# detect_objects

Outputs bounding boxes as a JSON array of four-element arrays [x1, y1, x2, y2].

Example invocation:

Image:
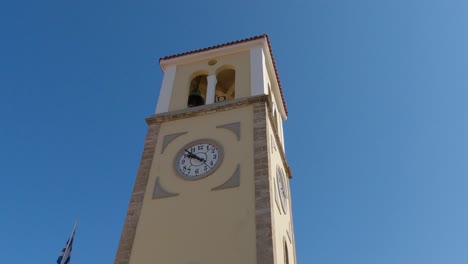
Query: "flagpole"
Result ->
[[60, 220, 78, 264]]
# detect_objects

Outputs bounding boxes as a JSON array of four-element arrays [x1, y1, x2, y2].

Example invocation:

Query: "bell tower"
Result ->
[[114, 35, 296, 264]]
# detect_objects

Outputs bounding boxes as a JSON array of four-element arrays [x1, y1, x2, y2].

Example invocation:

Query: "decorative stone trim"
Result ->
[[161, 132, 187, 153], [146, 95, 269, 125], [216, 122, 241, 141], [114, 123, 160, 264], [152, 176, 179, 199], [212, 164, 241, 191], [253, 102, 275, 264]]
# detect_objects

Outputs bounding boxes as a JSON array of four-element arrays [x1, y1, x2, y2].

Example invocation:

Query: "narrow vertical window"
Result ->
[[269, 86, 278, 126], [215, 69, 235, 102], [188, 75, 208, 107]]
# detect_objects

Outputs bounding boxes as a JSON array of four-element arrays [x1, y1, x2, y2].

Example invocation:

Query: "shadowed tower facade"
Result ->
[[114, 35, 296, 264]]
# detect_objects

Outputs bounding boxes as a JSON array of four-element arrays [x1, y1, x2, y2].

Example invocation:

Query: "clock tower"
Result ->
[[114, 35, 296, 264]]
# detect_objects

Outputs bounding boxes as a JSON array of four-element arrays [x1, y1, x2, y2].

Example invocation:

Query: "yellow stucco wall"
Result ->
[[267, 118, 296, 264], [129, 106, 257, 264], [169, 51, 251, 112]]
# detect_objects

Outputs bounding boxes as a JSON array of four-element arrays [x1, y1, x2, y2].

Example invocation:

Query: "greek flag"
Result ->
[[57, 223, 77, 264]]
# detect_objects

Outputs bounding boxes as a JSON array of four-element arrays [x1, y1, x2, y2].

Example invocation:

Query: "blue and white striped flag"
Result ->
[[56, 223, 77, 264]]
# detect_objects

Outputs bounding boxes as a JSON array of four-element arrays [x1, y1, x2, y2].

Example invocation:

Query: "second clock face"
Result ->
[[277, 167, 288, 212], [174, 139, 224, 180]]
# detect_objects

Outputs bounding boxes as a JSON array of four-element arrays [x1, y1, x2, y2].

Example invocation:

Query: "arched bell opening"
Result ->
[[215, 69, 235, 103], [187, 75, 208, 107]]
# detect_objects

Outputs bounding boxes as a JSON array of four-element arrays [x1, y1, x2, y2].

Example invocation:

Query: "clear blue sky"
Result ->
[[1, 0, 467, 263]]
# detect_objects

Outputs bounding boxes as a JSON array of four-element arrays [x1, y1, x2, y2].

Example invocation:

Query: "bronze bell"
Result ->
[[187, 75, 205, 107], [187, 88, 204, 107]]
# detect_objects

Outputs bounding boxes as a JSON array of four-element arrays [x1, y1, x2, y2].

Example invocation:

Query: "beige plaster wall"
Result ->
[[129, 106, 257, 264], [169, 51, 251, 111], [267, 118, 296, 264]]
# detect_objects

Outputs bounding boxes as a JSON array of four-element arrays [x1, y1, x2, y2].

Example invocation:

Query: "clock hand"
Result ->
[[184, 149, 201, 160], [184, 149, 204, 162], [203, 160, 212, 168]]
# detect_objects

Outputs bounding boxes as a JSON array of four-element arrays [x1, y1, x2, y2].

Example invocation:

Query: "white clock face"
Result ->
[[277, 167, 288, 212], [174, 139, 224, 180]]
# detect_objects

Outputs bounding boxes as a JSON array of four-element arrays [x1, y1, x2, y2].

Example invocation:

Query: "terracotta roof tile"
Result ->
[[159, 34, 288, 116]]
